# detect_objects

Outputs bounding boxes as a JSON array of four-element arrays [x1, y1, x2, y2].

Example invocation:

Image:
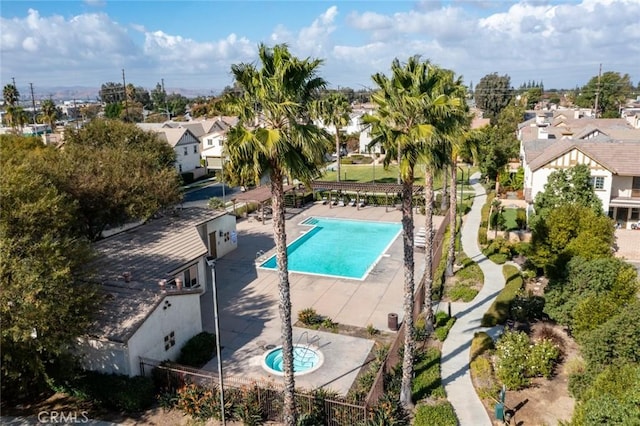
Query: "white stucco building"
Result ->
[[78, 207, 237, 376], [519, 113, 640, 227]]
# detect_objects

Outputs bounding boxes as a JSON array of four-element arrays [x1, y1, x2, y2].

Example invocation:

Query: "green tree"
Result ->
[[223, 44, 330, 425], [533, 164, 603, 221], [365, 57, 467, 408], [575, 71, 634, 118], [571, 362, 640, 425], [59, 119, 181, 240], [474, 73, 514, 124], [0, 136, 99, 399], [543, 257, 637, 332], [99, 82, 124, 103], [530, 205, 614, 275], [2, 83, 21, 131], [313, 92, 351, 181], [167, 93, 189, 117], [39, 98, 58, 130]]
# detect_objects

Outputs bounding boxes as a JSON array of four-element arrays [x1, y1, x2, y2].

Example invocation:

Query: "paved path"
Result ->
[[440, 172, 504, 426]]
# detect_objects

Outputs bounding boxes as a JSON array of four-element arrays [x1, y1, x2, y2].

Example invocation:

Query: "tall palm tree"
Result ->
[[414, 66, 467, 354], [3, 83, 20, 131], [40, 99, 58, 132], [313, 92, 351, 181], [365, 56, 445, 409], [223, 44, 330, 426]]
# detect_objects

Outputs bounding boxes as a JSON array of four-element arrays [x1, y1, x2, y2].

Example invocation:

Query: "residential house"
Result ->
[[199, 117, 238, 171], [137, 123, 202, 174], [77, 207, 238, 376], [519, 113, 640, 227]]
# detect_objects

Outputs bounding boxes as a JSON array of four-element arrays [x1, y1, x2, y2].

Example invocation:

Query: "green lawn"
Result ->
[[501, 208, 518, 230], [320, 163, 479, 190]]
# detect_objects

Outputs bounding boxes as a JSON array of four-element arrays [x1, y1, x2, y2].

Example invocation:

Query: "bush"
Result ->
[[177, 332, 217, 367], [446, 283, 478, 302], [59, 371, 155, 412], [412, 348, 446, 400], [413, 402, 457, 426], [478, 226, 488, 245], [470, 356, 500, 400], [176, 383, 218, 420], [470, 332, 495, 361], [495, 331, 560, 390], [434, 313, 456, 342], [510, 291, 545, 322], [363, 393, 410, 425], [481, 265, 523, 326], [297, 308, 321, 326]]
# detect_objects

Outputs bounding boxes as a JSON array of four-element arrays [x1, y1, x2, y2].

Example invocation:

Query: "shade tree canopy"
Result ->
[[575, 71, 635, 118], [474, 73, 514, 124]]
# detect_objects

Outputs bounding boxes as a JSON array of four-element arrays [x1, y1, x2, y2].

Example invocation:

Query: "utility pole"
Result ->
[[29, 83, 37, 126], [122, 68, 128, 122], [594, 63, 602, 118], [162, 78, 170, 121]]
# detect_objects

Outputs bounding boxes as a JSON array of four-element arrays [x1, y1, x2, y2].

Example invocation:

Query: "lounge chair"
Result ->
[[358, 199, 366, 208], [349, 198, 356, 207], [332, 197, 339, 206], [321, 195, 328, 205], [338, 199, 346, 207]]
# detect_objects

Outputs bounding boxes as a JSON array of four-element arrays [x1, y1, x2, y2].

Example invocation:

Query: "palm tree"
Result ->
[[414, 66, 467, 356], [313, 92, 351, 181], [3, 83, 20, 131], [365, 56, 444, 409], [40, 99, 58, 131], [223, 44, 330, 426]]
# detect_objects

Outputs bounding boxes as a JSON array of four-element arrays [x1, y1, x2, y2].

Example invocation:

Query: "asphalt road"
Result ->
[[182, 182, 240, 207]]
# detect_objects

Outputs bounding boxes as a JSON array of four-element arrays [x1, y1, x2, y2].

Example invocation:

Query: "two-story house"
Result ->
[[519, 112, 640, 227], [77, 207, 237, 376]]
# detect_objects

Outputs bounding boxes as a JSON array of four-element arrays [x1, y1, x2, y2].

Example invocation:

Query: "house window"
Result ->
[[183, 147, 188, 156], [590, 176, 605, 190], [207, 140, 213, 146], [193, 145, 198, 154], [164, 331, 176, 351], [183, 264, 198, 287], [631, 208, 640, 220], [179, 164, 182, 172], [218, 140, 223, 147]]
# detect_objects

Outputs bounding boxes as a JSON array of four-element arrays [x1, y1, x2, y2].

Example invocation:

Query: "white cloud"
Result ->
[[0, 1, 638, 92]]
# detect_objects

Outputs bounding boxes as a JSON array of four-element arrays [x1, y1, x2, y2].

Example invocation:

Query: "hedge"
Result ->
[[414, 402, 458, 426], [481, 265, 523, 326]]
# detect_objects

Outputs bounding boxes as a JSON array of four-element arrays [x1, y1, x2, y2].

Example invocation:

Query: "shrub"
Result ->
[[412, 348, 446, 400], [481, 265, 523, 326], [366, 324, 379, 337], [470, 356, 500, 400], [297, 308, 321, 326], [516, 208, 527, 230], [478, 226, 488, 245], [447, 283, 478, 302], [321, 317, 339, 332], [176, 383, 218, 420], [177, 332, 217, 367], [510, 291, 545, 322], [413, 402, 457, 426], [470, 332, 495, 361], [434, 314, 456, 342], [208, 197, 226, 210], [363, 393, 410, 425], [488, 253, 509, 264], [495, 331, 560, 390], [59, 371, 155, 412]]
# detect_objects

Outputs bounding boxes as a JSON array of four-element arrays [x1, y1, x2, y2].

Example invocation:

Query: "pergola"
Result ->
[[231, 184, 296, 224], [310, 180, 424, 211]]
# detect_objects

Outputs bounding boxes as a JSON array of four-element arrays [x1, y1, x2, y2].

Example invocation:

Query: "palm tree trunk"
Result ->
[[335, 130, 341, 182], [446, 161, 458, 277], [270, 169, 296, 426], [421, 170, 435, 332], [440, 168, 449, 212], [399, 173, 416, 410]]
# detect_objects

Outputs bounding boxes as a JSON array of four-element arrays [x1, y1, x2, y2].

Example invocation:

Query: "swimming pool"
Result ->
[[259, 217, 402, 280]]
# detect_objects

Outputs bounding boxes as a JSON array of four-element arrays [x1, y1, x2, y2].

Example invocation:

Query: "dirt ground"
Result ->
[[483, 322, 579, 426]]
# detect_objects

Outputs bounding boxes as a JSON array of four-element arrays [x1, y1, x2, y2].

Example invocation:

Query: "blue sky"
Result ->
[[1, 0, 639, 97]]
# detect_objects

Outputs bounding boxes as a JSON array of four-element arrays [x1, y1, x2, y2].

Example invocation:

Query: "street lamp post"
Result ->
[[206, 256, 225, 425]]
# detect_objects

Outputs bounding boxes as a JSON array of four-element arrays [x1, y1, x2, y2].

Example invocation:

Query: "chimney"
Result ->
[[537, 126, 549, 140]]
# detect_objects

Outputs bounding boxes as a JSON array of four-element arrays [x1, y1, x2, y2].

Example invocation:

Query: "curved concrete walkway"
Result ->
[[440, 172, 504, 426]]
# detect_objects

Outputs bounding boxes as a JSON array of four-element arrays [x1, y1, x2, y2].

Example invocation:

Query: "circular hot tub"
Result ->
[[262, 345, 324, 376]]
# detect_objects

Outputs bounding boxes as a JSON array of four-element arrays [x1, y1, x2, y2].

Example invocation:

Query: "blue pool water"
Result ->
[[259, 217, 401, 279], [263, 345, 321, 374]]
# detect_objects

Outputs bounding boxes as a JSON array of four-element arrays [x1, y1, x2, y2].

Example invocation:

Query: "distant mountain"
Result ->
[[30, 86, 212, 102]]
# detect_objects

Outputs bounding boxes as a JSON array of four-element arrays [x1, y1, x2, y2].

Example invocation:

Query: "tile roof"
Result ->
[[524, 137, 640, 175], [89, 207, 225, 342]]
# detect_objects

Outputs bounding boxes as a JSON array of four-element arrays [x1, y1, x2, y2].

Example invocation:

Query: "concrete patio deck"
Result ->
[[201, 201, 443, 395]]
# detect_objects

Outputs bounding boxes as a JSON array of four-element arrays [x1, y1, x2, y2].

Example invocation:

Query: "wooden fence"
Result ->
[[364, 208, 451, 406]]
